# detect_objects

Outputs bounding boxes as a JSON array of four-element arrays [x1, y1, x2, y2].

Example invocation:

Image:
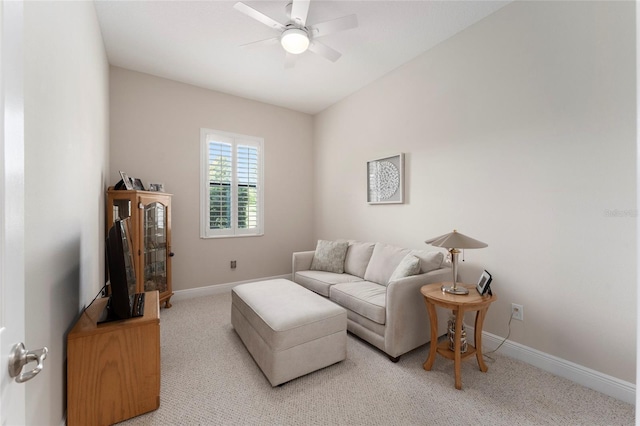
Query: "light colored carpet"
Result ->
[[118, 292, 634, 425]]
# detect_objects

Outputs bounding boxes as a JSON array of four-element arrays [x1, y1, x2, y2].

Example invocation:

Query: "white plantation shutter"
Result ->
[[200, 129, 264, 238], [208, 140, 232, 230], [236, 144, 259, 232]]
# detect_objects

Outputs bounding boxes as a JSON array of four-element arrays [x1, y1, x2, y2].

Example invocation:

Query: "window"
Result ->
[[200, 129, 264, 238]]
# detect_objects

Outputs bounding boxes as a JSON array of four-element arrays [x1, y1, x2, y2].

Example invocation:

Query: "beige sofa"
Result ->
[[292, 240, 451, 361]]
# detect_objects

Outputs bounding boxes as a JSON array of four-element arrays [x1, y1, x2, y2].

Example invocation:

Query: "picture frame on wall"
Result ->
[[119, 171, 134, 190], [367, 153, 404, 204]]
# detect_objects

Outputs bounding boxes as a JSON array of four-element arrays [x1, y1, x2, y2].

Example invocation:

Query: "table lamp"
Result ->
[[425, 230, 487, 295]]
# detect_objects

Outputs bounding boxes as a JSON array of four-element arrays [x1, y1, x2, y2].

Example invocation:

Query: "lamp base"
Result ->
[[441, 285, 469, 295]]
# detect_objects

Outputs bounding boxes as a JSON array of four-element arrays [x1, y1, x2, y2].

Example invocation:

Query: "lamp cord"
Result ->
[[481, 310, 514, 363]]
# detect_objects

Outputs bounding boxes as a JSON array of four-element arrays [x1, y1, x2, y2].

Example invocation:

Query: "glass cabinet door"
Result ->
[[143, 201, 168, 294]]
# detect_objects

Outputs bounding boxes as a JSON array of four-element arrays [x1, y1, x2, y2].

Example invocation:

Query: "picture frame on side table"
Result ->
[[119, 171, 134, 190], [476, 270, 493, 296], [367, 153, 404, 204]]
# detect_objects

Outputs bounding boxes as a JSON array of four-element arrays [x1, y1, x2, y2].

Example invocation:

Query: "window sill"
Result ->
[[200, 233, 264, 240]]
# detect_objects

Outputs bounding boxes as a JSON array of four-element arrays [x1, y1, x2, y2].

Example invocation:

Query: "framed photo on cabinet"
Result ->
[[132, 178, 145, 190], [119, 171, 134, 190]]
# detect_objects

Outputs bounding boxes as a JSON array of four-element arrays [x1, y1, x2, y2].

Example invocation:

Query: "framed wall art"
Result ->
[[367, 153, 404, 204]]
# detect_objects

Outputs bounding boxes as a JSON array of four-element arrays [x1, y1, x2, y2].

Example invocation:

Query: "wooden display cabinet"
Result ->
[[107, 187, 174, 308], [67, 291, 160, 425]]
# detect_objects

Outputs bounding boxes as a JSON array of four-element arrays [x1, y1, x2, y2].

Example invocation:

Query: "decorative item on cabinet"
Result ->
[[148, 183, 165, 192], [131, 178, 145, 190], [107, 187, 174, 308], [117, 170, 134, 190]]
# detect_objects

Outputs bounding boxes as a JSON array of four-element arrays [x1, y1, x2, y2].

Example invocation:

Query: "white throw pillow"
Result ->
[[310, 240, 349, 273], [363, 243, 410, 286], [344, 241, 375, 278], [389, 255, 421, 282], [410, 250, 444, 273]]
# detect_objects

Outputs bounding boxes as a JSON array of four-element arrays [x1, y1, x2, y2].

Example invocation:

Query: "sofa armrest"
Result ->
[[384, 268, 452, 358], [292, 251, 315, 275]]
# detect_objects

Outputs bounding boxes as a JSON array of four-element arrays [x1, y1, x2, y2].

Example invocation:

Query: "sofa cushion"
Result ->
[[310, 240, 349, 273], [410, 250, 444, 273], [344, 241, 375, 278], [330, 281, 387, 325], [363, 243, 410, 286], [389, 255, 421, 282], [295, 271, 364, 297]]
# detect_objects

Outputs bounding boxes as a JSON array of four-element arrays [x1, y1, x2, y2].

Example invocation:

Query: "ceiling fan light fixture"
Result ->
[[280, 28, 309, 54]]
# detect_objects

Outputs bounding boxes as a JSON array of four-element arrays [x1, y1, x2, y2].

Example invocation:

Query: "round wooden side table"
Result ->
[[420, 282, 497, 390]]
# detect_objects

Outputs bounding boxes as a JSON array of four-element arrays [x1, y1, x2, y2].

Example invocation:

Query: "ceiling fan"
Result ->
[[233, 0, 358, 67]]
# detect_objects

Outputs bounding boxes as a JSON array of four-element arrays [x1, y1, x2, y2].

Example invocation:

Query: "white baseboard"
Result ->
[[171, 274, 292, 301], [468, 326, 635, 404]]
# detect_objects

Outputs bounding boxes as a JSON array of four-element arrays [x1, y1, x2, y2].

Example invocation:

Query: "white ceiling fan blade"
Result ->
[[234, 2, 285, 31], [309, 14, 358, 38], [284, 53, 297, 69], [290, 0, 310, 27], [240, 37, 279, 48], [308, 41, 342, 62]]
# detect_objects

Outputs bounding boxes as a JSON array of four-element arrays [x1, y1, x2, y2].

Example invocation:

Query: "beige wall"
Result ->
[[313, 1, 636, 382], [24, 1, 109, 424], [109, 67, 315, 290]]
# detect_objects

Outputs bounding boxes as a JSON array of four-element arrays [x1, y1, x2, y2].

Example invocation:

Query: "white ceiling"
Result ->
[[94, 0, 511, 114]]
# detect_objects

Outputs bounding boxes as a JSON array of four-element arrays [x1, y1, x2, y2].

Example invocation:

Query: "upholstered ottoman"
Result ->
[[231, 278, 347, 386]]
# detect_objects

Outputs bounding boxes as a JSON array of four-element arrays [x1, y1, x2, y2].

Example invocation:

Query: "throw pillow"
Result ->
[[343, 241, 375, 278], [410, 250, 444, 273], [363, 243, 410, 286], [389, 255, 421, 282], [310, 240, 349, 273]]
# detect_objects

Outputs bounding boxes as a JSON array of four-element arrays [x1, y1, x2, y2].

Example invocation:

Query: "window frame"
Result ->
[[200, 128, 264, 239]]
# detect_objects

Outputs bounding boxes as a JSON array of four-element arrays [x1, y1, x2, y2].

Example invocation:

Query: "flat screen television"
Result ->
[[99, 217, 145, 323]]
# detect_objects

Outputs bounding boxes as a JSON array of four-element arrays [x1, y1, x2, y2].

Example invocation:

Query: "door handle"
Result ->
[[8, 342, 48, 383]]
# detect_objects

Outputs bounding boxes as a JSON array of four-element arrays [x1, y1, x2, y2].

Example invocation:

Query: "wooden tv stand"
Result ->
[[67, 291, 160, 426]]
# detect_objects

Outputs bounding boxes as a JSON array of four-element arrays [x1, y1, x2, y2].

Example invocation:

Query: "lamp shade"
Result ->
[[425, 230, 487, 249], [280, 28, 309, 54], [426, 229, 487, 295]]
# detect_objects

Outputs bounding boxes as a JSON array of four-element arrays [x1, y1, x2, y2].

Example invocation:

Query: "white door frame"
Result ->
[[0, 0, 26, 424]]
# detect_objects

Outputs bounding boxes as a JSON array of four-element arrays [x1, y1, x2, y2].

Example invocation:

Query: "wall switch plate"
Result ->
[[231, 260, 237, 269]]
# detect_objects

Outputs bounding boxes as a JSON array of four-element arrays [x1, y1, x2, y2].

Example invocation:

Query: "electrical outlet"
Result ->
[[230, 260, 237, 269], [511, 303, 524, 321]]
